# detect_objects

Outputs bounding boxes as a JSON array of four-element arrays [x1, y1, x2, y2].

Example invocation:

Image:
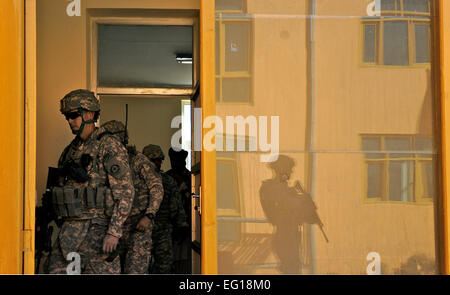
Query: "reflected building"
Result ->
[[215, 0, 438, 274]]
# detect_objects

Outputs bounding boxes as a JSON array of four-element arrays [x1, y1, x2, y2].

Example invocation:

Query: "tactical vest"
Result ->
[[52, 130, 117, 220]]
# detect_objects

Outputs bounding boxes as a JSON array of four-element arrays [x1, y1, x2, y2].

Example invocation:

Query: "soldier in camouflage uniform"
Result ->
[[101, 121, 164, 274], [166, 148, 192, 273], [47, 89, 135, 274], [142, 144, 188, 274]]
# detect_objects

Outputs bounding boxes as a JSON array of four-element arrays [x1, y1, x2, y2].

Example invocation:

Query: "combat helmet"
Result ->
[[101, 120, 128, 145], [60, 89, 100, 135], [60, 89, 100, 114], [143, 144, 165, 160]]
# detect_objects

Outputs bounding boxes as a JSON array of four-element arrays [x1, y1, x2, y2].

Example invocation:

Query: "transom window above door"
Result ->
[[97, 24, 193, 89]]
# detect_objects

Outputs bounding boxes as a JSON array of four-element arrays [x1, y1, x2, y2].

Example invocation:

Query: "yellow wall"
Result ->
[[0, 0, 24, 274]]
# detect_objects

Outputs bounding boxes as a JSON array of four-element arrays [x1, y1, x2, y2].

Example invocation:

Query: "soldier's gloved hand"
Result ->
[[136, 216, 152, 232], [103, 234, 119, 254]]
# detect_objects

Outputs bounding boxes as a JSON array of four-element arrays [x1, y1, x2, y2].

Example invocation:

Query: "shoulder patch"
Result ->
[[105, 157, 127, 179]]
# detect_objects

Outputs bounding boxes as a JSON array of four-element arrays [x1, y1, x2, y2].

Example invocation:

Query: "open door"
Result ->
[[191, 84, 202, 273]]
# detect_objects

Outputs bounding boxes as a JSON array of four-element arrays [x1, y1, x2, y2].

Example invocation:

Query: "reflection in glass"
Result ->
[[216, 0, 243, 11], [383, 21, 409, 66], [415, 25, 429, 63], [367, 163, 385, 199], [225, 22, 250, 72], [222, 78, 250, 103], [380, 0, 396, 11], [364, 25, 377, 63], [403, 0, 429, 12], [259, 155, 327, 274], [215, 1, 439, 275], [388, 161, 414, 202]]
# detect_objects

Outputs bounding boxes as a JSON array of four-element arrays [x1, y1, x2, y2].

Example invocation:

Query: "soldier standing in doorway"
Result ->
[[101, 120, 164, 274], [47, 89, 135, 274], [166, 147, 192, 273], [143, 144, 188, 274]]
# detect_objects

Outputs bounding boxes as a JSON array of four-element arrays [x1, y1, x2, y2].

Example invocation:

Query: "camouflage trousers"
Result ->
[[120, 215, 153, 274], [46, 219, 120, 274], [151, 225, 173, 274]]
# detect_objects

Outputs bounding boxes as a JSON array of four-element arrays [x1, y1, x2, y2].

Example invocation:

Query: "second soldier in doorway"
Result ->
[[47, 90, 135, 274], [142, 144, 188, 274], [166, 148, 192, 273], [101, 120, 164, 274]]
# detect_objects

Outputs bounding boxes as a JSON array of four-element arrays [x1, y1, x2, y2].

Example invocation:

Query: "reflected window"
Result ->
[[362, 135, 435, 202], [217, 152, 241, 242], [216, 0, 245, 12], [362, 0, 431, 66], [216, 1, 252, 103], [380, 0, 430, 15], [217, 152, 241, 216]]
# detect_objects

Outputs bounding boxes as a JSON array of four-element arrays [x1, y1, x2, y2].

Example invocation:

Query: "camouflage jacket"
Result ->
[[127, 146, 164, 217], [166, 168, 191, 222], [57, 126, 135, 238], [154, 172, 188, 229]]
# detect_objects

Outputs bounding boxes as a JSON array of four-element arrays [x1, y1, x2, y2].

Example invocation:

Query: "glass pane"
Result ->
[[362, 137, 384, 159], [383, 21, 409, 66], [389, 161, 414, 202], [403, 0, 429, 12], [222, 78, 250, 102], [421, 162, 434, 199], [415, 137, 433, 158], [217, 160, 238, 209], [364, 25, 377, 63], [216, 78, 221, 102], [381, 0, 396, 10], [225, 22, 250, 72], [385, 137, 411, 158], [415, 25, 430, 63], [98, 24, 193, 88], [214, 2, 439, 275], [216, 0, 243, 11], [216, 21, 221, 75], [367, 163, 384, 198]]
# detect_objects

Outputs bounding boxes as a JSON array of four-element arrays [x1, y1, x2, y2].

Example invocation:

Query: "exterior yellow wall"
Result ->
[[0, 0, 24, 274]]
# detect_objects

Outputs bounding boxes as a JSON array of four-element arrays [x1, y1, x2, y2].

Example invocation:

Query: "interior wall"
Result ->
[[100, 96, 184, 172], [36, 0, 199, 204]]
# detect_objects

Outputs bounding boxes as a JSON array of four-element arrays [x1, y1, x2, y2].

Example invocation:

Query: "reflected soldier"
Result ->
[[47, 90, 135, 274], [166, 147, 191, 273], [142, 144, 189, 274], [259, 155, 326, 274], [101, 120, 164, 274]]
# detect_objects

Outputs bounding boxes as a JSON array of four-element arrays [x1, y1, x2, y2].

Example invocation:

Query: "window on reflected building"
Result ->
[[217, 151, 242, 242], [362, 135, 435, 203], [362, 0, 431, 66], [216, 0, 252, 103]]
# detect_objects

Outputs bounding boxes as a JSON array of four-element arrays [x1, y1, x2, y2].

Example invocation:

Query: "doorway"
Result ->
[[91, 12, 199, 274]]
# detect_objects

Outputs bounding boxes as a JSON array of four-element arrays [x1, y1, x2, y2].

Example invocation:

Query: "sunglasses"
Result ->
[[64, 111, 81, 120]]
